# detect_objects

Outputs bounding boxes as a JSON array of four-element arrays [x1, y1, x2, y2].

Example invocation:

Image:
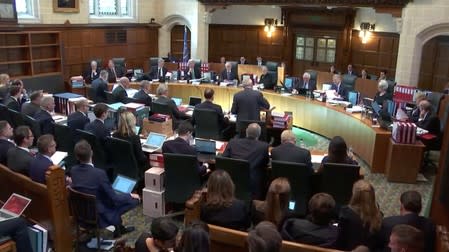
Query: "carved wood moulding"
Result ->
[[197, 0, 412, 8]]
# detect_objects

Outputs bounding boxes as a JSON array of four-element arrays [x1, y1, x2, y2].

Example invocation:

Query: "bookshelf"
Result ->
[[0, 31, 62, 78]]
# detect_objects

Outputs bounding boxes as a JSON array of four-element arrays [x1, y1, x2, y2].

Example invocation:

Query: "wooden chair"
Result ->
[[0, 240, 16, 252]]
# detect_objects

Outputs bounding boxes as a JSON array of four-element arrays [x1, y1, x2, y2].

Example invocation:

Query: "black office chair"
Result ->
[[342, 74, 358, 92], [68, 187, 101, 252], [149, 57, 159, 68], [23, 115, 41, 145], [271, 160, 313, 216], [53, 123, 75, 153], [105, 91, 114, 104], [193, 109, 221, 140], [266, 61, 279, 85], [305, 69, 318, 83], [76, 130, 107, 171], [319, 163, 361, 206], [8, 109, 26, 128], [105, 137, 141, 180], [427, 92, 444, 114], [123, 96, 139, 104], [227, 61, 238, 75], [112, 57, 126, 69], [215, 156, 251, 202], [238, 120, 268, 142], [152, 101, 172, 116], [163, 153, 202, 208], [87, 86, 96, 101]]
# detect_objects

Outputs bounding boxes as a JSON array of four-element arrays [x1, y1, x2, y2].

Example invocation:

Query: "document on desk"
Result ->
[[51, 151, 68, 165], [185, 110, 193, 117], [311, 155, 325, 164]]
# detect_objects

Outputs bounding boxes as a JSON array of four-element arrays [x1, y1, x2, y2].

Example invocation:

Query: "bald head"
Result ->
[[246, 123, 261, 139], [281, 130, 296, 144]]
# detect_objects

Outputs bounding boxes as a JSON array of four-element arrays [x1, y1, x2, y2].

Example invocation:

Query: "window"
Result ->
[[89, 0, 134, 18], [295, 35, 336, 63], [16, 0, 38, 21]]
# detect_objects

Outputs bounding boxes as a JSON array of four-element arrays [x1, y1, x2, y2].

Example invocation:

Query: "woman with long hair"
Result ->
[[177, 221, 210, 252], [200, 170, 250, 230], [252, 177, 291, 227], [319, 136, 357, 172], [336, 180, 383, 250]]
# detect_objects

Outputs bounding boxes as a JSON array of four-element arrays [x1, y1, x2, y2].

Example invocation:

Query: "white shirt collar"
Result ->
[[18, 146, 30, 152]]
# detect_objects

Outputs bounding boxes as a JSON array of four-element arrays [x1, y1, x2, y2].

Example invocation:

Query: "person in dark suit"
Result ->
[[380, 191, 435, 252], [153, 84, 188, 129], [162, 121, 208, 176], [0, 218, 33, 252], [346, 64, 357, 76], [256, 56, 265, 66], [83, 60, 101, 84], [7, 126, 34, 175], [34, 96, 55, 135], [230, 79, 270, 131], [70, 140, 140, 235], [220, 62, 238, 83], [192, 88, 226, 130], [112, 77, 129, 103], [106, 59, 125, 83], [3, 85, 22, 111], [149, 58, 168, 81], [416, 100, 440, 135], [200, 170, 250, 230], [330, 74, 349, 101], [222, 123, 269, 200], [29, 134, 56, 184], [360, 69, 371, 80], [259, 66, 275, 90], [248, 222, 283, 252], [271, 130, 313, 171], [133, 80, 153, 106], [293, 72, 317, 93], [21, 90, 43, 117], [319, 136, 358, 172], [67, 98, 90, 132], [184, 59, 201, 81], [91, 70, 109, 103], [388, 224, 425, 252], [239, 56, 247, 65], [0, 121, 14, 165], [373, 80, 393, 107], [84, 103, 110, 140], [135, 218, 179, 252]]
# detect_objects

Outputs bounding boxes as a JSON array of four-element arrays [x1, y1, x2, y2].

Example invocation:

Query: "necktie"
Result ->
[[192, 69, 195, 79], [159, 68, 162, 78], [227, 72, 230, 80], [304, 82, 308, 89], [337, 84, 340, 93], [112, 68, 117, 79]]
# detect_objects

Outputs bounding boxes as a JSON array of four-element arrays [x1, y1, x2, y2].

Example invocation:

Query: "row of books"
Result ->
[[27, 224, 47, 252]]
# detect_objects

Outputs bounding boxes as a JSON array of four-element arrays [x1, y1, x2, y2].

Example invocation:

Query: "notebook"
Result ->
[[171, 97, 182, 107], [0, 193, 31, 222], [112, 175, 137, 194], [188, 96, 202, 107], [142, 132, 167, 152]]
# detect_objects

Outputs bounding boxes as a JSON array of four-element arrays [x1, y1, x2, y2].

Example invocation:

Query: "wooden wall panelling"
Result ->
[[419, 36, 449, 92]]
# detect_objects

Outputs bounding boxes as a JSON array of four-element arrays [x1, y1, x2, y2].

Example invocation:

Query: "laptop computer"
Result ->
[[362, 97, 374, 109], [188, 96, 202, 108], [142, 132, 167, 152], [112, 174, 137, 194], [195, 138, 216, 161], [348, 91, 360, 106], [171, 97, 182, 107], [0, 193, 31, 222], [283, 77, 295, 92]]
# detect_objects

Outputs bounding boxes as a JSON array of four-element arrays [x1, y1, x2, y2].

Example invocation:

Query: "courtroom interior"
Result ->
[[1, 0, 449, 251]]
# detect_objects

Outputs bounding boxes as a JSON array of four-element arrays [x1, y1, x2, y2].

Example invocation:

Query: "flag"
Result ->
[[182, 25, 189, 62]]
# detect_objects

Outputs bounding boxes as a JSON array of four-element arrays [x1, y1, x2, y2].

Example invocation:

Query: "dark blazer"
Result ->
[[70, 163, 139, 228], [34, 110, 55, 135], [346, 71, 358, 77], [133, 89, 152, 106], [153, 96, 186, 121], [112, 133, 148, 170], [184, 66, 202, 80], [200, 199, 251, 231], [380, 213, 435, 252], [67, 111, 90, 132], [0, 139, 15, 165], [0, 85, 9, 102], [162, 137, 206, 175], [320, 155, 358, 166], [416, 112, 441, 135], [222, 138, 269, 200], [231, 88, 270, 125], [373, 92, 393, 107], [83, 67, 101, 84], [91, 78, 108, 103], [281, 218, 338, 248], [220, 69, 238, 82], [21, 102, 41, 117], [259, 73, 275, 90], [7, 147, 34, 175], [330, 83, 349, 101], [296, 79, 317, 92], [84, 119, 110, 140], [112, 85, 127, 103], [336, 206, 382, 251], [106, 66, 125, 83], [4, 96, 20, 111], [192, 101, 225, 129], [29, 153, 53, 184], [149, 66, 168, 81], [271, 142, 313, 171]]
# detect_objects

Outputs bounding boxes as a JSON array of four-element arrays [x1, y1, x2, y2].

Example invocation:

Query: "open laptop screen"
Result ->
[[195, 139, 216, 154], [284, 77, 294, 91], [189, 97, 202, 107], [3, 194, 31, 215], [112, 175, 137, 194], [171, 97, 182, 106], [145, 132, 166, 148]]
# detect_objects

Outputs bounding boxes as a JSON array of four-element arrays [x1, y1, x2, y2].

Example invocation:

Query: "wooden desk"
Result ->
[[385, 139, 425, 183], [147, 83, 390, 173]]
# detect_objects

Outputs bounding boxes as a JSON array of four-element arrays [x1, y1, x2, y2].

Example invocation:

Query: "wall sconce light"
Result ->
[[359, 22, 375, 44], [264, 18, 278, 38]]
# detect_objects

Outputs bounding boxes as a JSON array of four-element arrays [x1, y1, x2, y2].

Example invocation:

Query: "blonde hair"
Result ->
[[264, 178, 291, 226], [0, 74, 9, 85], [206, 170, 235, 209], [117, 111, 136, 137], [349, 180, 382, 233]]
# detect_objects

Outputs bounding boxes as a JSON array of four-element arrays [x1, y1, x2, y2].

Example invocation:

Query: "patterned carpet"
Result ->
[[77, 127, 437, 250]]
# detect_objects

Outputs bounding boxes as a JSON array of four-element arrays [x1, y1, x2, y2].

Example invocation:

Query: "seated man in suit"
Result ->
[[416, 100, 441, 149], [0, 120, 14, 165], [192, 88, 225, 131], [161, 121, 208, 176], [91, 70, 109, 103], [29, 134, 56, 184], [133, 80, 152, 106], [346, 64, 357, 76], [70, 140, 140, 236], [220, 56, 226, 64], [256, 56, 264, 66], [378, 70, 388, 81], [222, 123, 269, 200], [112, 77, 129, 103], [293, 72, 316, 94], [149, 58, 168, 82], [220, 62, 238, 83], [388, 225, 425, 252], [4, 84, 22, 111], [381, 191, 435, 252], [106, 59, 125, 83], [271, 129, 313, 171], [184, 59, 201, 81], [330, 74, 349, 101], [0, 218, 33, 252], [231, 79, 270, 132], [7, 125, 34, 175], [259, 66, 275, 90], [239, 56, 247, 65], [34, 96, 55, 135], [84, 103, 110, 140], [153, 84, 188, 129], [67, 98, 90, 132], [21, 90, 43, 117], [83, 60, 101, 84]]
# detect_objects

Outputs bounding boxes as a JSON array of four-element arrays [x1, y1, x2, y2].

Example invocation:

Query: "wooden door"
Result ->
[[418, 36, 449, 91], [171, 25, 190, 61]]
